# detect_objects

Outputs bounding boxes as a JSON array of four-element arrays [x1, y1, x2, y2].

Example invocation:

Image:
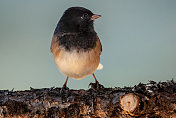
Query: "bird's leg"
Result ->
[[63, 76, 69, 88], [93, 73, 99, 84], [89, 73, 104, 90], [60, 76, 70, 97]]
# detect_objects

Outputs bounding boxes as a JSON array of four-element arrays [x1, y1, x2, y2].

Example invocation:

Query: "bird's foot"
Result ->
[[89, 81, 104, 90], [60, 85, 70, 98]]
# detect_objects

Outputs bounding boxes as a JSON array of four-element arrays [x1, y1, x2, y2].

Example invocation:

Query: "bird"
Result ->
[[50, 7, 103, 88]]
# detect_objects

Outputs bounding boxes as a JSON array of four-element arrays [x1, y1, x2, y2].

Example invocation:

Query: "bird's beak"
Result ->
[[91, 14, 101, 21]]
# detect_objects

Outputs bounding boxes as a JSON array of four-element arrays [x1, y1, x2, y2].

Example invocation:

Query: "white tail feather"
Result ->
[[97, 63, 103, 70]]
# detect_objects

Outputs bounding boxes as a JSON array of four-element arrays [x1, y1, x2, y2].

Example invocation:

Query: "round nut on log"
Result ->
[[120, 93, 140, 113]]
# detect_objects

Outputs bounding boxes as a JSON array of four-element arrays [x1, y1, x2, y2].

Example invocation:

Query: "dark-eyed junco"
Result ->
[[51, 7, 103, 88]]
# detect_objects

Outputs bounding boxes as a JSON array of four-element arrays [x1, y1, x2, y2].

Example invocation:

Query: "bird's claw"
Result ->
[[89, 81, 104, 90], [60, 85, 70, 98]]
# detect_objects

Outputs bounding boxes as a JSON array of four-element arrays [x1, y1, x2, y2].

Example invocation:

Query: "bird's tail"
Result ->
[[97, 63, 103, 70]]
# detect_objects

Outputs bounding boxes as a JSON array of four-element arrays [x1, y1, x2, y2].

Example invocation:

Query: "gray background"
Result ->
[[0, 0, 176, 90]]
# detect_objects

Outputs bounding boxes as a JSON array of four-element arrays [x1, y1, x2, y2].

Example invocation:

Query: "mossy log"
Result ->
[[0, 80, 176, 118]]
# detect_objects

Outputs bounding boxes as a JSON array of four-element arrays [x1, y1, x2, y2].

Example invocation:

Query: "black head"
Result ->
[[54, 7, 101, 34]]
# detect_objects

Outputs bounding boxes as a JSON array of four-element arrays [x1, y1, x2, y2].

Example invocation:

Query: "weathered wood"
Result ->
[[0, 80, 176, 118], [120, 93, 140, 116]]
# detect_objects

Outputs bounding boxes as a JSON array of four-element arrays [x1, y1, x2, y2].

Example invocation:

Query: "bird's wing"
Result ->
[[96, 35, 102, 55], [50, 35, 61, 57], [96, 35, 103, 70]]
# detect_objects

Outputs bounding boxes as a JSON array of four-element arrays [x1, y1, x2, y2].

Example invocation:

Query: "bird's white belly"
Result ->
[[54, 49, 100, 79]]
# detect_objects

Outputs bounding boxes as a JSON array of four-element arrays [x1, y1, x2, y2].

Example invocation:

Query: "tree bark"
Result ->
[[0, 80, 176, 118]]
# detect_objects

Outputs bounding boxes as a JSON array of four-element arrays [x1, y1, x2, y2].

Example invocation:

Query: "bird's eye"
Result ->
[[82, 13, 88, 18]]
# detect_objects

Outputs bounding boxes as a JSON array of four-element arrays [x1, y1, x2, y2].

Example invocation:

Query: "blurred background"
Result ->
[[0, 0, 176, 90]]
